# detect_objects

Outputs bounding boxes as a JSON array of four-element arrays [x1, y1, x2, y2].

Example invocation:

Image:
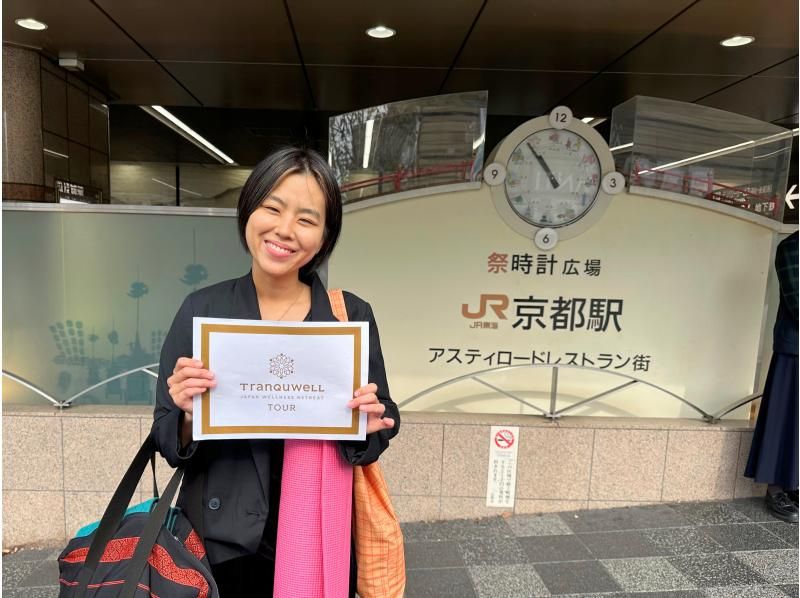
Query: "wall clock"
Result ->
[[484, 106, 624, 249]]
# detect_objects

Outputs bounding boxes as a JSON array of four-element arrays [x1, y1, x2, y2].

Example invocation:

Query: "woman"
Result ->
[[745, 230, 798, 522], [152, 146, 400, 596]]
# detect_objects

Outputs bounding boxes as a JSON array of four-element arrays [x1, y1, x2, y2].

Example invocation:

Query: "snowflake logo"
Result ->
[[269, 353, 294, 379]]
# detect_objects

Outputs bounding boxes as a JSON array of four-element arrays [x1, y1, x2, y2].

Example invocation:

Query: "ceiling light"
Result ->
[[639, 128, 797, 174], [15, 18, 47, 31], [581, 117, 608, 127], [610, 142, 633, 153], [140, 105, 236, 165], [720, 35, 755, 47], [151, 178, 202, 197], [366, 26, 395, 39], [362, 119, 374, 169], [43, 148, 69, 159]]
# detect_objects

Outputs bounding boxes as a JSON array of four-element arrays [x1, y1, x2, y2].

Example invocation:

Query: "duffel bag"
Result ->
[[58, 432, 218, 598]]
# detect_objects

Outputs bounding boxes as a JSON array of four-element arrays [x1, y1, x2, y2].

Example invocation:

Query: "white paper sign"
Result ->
[[486, 426, 520, 508], [192, 317, 368, 440]]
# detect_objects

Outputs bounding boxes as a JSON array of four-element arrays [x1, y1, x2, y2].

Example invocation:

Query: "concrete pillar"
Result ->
[[2, 45, 44, 199]]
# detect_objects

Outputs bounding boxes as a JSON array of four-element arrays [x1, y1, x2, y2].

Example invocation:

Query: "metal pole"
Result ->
[[549, 367, 559, 418]]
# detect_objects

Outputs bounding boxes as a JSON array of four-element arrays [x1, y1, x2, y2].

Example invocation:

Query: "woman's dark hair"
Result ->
[[237, 146, 343, 280]]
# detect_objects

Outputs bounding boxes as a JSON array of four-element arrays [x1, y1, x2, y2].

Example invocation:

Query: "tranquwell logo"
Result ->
[[269, 353, 294, 379]]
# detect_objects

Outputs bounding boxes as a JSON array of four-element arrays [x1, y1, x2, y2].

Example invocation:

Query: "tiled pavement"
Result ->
[[3, 498, 798, 597]]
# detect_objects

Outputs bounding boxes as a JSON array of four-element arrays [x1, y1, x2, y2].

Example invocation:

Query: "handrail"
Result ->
[[340, 161, 475, 197], [61, 364, 159, 407], [2, 364, 159, 408], [1, 371, 62, 407], [709, 393, 762, 423], [3, 363, 762, 422], [399, 363, 758, 423]]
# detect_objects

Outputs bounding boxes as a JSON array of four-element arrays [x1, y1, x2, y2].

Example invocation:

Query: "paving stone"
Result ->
[[672, 503, 752, 526], [668, 553, 768, 588], [468, 564, 550, 598], [405, 567, 477, 598], [18, 559, 59, 588], [404, 540, 465, 570], [559, 593, 705, 598], [759, 522, 799, 548], [777, 584, 799, 597], [601, 557, 697, 592], [507, 513, 574, 537], [2, 562, 40, 592], [703, 585, 790, 597], [560, 505, 689, 533], [729, 497, 780, 523], [517, 534, 593, 563], [644, 527, 726, 555], [703, 524, 790, 551], [402, 517, 512, 543], [1, 548, 60, 564], [4, 588, 59, 598], [535, 560, 621, 595], [579, 530, 673, 559], [733, 550, 799, 585], [457, 537, 528, 566]]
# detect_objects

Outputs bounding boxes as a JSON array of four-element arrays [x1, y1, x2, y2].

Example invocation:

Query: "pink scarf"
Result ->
[[273, 439, 353, 597]]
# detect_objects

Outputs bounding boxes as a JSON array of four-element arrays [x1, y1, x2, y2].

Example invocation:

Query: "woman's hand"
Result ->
[[347, 383, 395, 434], [167, 357, 216, 416]]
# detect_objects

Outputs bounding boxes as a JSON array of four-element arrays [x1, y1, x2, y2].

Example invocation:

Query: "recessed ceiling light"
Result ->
[[366, 25, 396, 39], [720, 35, 755, 47], [15, 18, 47, 31]]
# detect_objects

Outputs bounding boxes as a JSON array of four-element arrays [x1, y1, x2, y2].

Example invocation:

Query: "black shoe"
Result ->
[[766, 491, 799, 523], [789, 489, 798, 506]]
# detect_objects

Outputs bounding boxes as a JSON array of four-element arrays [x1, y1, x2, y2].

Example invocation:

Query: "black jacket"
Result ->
[[151, 271, 400, 564]]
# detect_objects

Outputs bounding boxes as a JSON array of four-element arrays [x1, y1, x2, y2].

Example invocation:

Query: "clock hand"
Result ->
[[527, 142, 560, 189]]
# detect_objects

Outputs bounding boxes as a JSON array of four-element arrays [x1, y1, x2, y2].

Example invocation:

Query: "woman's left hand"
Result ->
[[348, 383, 395, 434]]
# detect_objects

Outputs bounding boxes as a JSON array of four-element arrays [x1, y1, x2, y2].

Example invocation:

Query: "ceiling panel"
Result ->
[[613, 0, 798, 75], [110, 105, 332, 165], [290, 0, 482, 67], [110, 105, 210, 163], [164, 62, 311, 110], [442, 69, 591, 116], [307, 66, 446, 113], [457, 0, 687, 70], [698, 74, 799, 124], [93, 0, 297, 62], [564, 72, 742, 118], [3, 0, 145, 59], [773, 113, 799, 127], [84, 60, 199, 106], [756, 56, 799, 77]]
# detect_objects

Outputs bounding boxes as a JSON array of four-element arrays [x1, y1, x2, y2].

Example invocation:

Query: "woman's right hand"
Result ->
[[167, 357, 216, 416]]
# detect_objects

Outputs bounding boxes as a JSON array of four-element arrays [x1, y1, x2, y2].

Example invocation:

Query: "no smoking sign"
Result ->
[[486, 426, 520, 508], [494, 429, 515, 449]]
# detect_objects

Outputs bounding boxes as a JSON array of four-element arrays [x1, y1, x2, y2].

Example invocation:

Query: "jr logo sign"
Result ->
[[461, 294, 509, 319]]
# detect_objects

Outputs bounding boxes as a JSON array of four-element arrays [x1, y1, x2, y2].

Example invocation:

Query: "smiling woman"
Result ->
[[150, 146, 400, 597]]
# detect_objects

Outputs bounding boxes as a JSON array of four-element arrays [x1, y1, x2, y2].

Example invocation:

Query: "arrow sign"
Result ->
[[786, 185, 799, 210]]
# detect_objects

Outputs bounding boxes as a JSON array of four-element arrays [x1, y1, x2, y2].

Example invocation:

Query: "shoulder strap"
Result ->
[[327, 289, 348, 322]]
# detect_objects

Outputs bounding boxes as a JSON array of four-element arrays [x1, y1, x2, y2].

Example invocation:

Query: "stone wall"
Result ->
[[2, 405, 762, 547]]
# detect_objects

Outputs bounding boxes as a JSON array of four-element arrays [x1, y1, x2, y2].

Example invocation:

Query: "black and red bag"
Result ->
[[58, 433, 218, 598]]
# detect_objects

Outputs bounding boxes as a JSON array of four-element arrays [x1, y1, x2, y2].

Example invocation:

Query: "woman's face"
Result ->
[[245, 171, 326, 281]]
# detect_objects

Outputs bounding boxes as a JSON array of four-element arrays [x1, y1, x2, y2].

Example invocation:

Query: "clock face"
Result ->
[[504, 129, 601, 227]]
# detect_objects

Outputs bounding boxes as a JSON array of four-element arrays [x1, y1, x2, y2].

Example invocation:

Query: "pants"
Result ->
[[210, 543, 358, 597]]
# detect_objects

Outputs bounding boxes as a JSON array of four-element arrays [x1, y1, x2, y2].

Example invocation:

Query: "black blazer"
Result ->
[[151, 271, 400, 564]]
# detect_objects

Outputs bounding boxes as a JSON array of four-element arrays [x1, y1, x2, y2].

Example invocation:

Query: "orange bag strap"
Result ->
[[327, 289, 348, 322]]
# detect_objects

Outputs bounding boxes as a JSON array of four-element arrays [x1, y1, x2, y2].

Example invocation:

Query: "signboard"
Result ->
[[55, 179, 103, 204], [486, 425, 519, 508]]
